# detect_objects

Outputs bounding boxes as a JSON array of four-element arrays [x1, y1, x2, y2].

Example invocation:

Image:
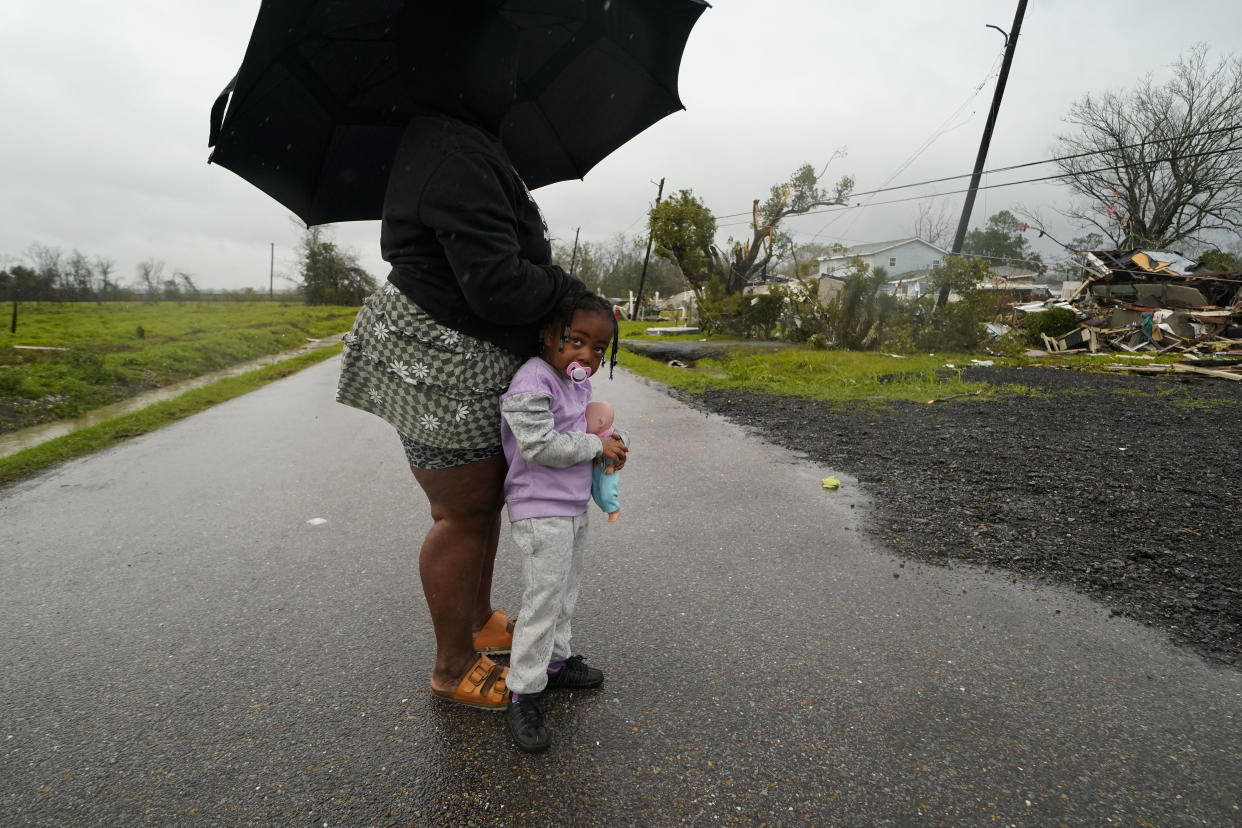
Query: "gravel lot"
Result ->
[[668, 364, 1242, 669]]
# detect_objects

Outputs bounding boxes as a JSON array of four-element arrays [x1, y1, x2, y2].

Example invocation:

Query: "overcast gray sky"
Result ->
[[2, 1, 1239, 290]]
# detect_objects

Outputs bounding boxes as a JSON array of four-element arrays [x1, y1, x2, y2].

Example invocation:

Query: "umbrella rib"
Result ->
[[516, 19, 686, 106], [291, 13, 407, 120], [280, 43, 405, 125], [517, 29, 690, 179]]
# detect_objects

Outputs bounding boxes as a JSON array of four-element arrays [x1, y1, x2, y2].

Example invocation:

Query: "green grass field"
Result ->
[[615, 317, 1201, 404], [617, 317, 999, 402], [618, 345, 996, 404], [0, 301, 359, 431]]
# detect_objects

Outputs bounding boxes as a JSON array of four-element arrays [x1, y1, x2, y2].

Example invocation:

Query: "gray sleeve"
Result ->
[[501, 392, 603, 469]]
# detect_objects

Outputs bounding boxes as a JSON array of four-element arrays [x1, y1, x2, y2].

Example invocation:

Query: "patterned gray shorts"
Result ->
[[398, 433, 501, 470], [336, 285, 523, 459]]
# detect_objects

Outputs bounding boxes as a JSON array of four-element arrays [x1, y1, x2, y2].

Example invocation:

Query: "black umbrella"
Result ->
[[208, 0, 709, 226]]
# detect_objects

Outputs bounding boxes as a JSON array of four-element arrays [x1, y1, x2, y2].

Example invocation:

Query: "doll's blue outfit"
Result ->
[[591, 458, 620, 515]]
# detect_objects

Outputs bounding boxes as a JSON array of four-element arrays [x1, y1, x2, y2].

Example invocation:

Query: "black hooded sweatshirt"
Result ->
[[381, 114, 581, 360]]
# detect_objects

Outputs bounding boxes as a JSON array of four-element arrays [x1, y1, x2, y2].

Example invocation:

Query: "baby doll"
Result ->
[[585, 400, 622, 522]]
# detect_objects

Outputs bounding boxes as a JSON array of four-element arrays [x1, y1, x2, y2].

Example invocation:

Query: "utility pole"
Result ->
[[937, 0, 1028, 309], [269, 242, 275, 300], [568, 227, 581, 277], [632, 177, 665, 321]]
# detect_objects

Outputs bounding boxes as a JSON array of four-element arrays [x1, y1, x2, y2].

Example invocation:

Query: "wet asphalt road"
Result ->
[[1, 358, 1239, 826]]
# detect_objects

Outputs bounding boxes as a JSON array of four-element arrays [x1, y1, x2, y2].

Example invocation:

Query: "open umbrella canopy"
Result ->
[[208, 0, 709, 226]]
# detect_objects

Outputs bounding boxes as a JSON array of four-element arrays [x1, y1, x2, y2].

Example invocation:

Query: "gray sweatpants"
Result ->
[[507, 513, 590, 695]]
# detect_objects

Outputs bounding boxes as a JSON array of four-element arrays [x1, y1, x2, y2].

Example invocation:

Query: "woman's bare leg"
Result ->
[[411, 454, 507, 692], [475, 507, 503, 628]]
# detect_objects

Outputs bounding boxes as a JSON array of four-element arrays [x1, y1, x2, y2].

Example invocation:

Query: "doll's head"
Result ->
[[585, 400, 615, 438]]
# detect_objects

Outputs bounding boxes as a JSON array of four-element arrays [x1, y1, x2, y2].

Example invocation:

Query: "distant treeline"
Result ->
[[1, 283, 303, 303], [1, 243, 294, 304]]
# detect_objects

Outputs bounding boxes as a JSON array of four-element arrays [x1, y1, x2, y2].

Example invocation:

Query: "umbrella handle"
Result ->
[[208, 72, 239, 149]]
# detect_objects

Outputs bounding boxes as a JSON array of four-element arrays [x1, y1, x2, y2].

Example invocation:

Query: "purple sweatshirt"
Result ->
[[500, 358, 602, 521]]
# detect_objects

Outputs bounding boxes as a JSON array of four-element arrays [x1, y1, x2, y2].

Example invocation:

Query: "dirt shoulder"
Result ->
[[669, 365, 1242, 669]]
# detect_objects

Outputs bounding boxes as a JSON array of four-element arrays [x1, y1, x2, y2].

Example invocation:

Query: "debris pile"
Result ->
[[1019, 249, 1242, 380]]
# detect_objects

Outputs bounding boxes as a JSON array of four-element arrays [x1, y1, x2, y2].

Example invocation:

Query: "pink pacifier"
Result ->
[[566, 362, 591, 382]]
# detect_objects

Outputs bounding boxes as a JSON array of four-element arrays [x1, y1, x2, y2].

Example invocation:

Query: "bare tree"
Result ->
[[911, 202, 954, 249], [594, 232, 685, 299], [27, 243, 63, 294], [551, 238, 605, 292], [66, 250, 94, 298], [94, 257, 115, 299], [135, 258, 166, 300], [1054, 45, 1242, 249]]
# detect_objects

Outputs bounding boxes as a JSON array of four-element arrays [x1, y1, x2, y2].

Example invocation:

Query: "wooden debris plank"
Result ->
[[1106, 364, 1175, 374], [1171, 363, 1242, 381], [1188, 310, 1236, 319]]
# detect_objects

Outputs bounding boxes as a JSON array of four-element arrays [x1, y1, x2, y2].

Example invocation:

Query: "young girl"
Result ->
[[499, 291, 629, 753]]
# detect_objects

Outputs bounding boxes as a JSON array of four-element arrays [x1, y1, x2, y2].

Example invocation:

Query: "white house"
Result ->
[[884, 268, 936, 299], [818, 238, 948, 281], [882, 262, 1050, 302]]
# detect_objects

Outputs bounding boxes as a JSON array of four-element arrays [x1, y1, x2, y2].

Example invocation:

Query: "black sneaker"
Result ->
[[545, 655, 604, 690], [505, 693, 550, 753]]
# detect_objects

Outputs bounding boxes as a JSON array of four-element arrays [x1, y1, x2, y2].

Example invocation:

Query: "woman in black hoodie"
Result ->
[[336, 7, 584, 711]]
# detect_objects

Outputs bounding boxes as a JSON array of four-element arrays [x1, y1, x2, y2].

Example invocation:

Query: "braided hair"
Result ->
[[542, 289, 620, 379]]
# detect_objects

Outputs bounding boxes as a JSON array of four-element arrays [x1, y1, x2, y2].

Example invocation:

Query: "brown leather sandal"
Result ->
[[473, 609, 516, 655], [431, 654, 509, 710]]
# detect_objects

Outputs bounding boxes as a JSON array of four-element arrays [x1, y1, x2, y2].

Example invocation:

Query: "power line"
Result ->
[[712, 123, 1242, 221], [872, 124, 1242, 202], [863, 144, 1241, 207], [810, 50, 1004, 243], [714, 141, 1242, 229]]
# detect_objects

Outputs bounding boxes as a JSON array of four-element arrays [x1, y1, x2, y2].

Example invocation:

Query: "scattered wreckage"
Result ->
[[1011, 249, 1242, 381]]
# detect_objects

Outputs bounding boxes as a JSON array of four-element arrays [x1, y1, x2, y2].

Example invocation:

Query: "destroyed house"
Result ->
[[1058, 249, 1242, 352]]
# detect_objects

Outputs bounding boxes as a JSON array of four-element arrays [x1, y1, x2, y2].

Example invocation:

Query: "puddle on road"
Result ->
[[0, 336, 342, 459]]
